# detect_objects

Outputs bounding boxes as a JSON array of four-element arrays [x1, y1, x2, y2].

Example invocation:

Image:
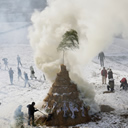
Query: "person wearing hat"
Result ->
[[27, 102, 38, 126]]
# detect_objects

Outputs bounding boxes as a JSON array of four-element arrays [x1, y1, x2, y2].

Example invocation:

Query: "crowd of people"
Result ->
[[0, 55, 45, 87], [99, 51, 128, 92], [1, 51, 127, 127], [0, 55, 47, 126]]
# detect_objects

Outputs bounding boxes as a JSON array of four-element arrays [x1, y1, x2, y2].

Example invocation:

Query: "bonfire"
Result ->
[[36, 64, 91, 126]]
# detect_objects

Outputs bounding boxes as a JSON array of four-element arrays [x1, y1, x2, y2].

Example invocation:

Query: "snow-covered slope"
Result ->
[[0, 22, 31, 44], [0, 0, 46, 22], [0, 38, 128, 128], [0, 42, 51, 127]]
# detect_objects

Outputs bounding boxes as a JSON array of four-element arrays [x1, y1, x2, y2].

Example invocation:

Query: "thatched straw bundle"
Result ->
[[36, 65, 91, 126]]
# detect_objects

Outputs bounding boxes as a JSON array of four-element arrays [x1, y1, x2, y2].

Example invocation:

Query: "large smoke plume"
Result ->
[[28, 0, 128, 113]]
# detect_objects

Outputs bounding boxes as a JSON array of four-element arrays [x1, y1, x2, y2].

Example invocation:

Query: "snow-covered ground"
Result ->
[[0, 24, 128, 128], [0, 42, 50, 128]]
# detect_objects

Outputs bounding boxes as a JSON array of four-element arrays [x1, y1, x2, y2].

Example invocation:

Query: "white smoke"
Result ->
[[28, 0, 128, 113], [11, 105, 24, 128]]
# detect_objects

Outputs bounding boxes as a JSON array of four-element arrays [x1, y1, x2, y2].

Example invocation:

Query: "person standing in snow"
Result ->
[[17, 55, 22, 67], [108, 69, 113, 79], [27, 102, 38, 126], [9, 67, 14, 85], [120, 78, 128, 90], [13, 105, 24, 128], [107, 78, 114, 92], [24, 72, 30, 87], [2, 58, 8, 70], [98, 51, 105, 67], [101, 67, 107, 84], [17, 67, 23, 81], [30, 66, 37, 80]]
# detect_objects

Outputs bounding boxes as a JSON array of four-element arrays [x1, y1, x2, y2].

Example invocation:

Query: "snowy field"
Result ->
[[0, 25, 128, 128], [0, 42, 50, 128]]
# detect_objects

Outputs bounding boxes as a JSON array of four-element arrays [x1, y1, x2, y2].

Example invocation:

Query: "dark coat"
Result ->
[[108, 70, 113, 79], [31, 70, 35, 74], [98, 52, 105, 60], [109, 79, 114, 89], [27, 104, 38, 115], [107, 79, 114, 92]]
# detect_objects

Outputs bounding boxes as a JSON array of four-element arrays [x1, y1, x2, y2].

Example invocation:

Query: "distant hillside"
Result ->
[[0, 0, 46, 22]]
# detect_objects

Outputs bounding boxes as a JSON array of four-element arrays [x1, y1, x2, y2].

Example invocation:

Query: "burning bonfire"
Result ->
[[36, 64, 91, 126], [35, 30, 96, 126]]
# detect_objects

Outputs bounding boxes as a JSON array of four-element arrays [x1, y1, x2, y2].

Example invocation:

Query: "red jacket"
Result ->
[[120, 78, 127, 84], [101, 69, 107, 78]]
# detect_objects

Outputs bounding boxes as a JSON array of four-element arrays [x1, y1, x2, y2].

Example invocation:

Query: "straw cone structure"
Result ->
[[36, 64, 91, 126]]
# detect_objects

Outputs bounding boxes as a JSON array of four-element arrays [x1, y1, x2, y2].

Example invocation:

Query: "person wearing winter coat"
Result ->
[[27, 102, 38, 126], [24, 72, 30, 87], [98, 52, 105, 67], [120, 78, 128, 90], [2, 58, 8, 70], [108, 69, 113, 79], [30, 66, 36, 80], [9, 67, 14, 85], [17, 67, 23, 81], [17, 55, 22, 67], [107, 78, 114, 92], [101, 67, 107, 84]]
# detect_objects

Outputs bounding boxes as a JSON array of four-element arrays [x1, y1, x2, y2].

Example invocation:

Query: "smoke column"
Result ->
[[28, 0, 128, 113]]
